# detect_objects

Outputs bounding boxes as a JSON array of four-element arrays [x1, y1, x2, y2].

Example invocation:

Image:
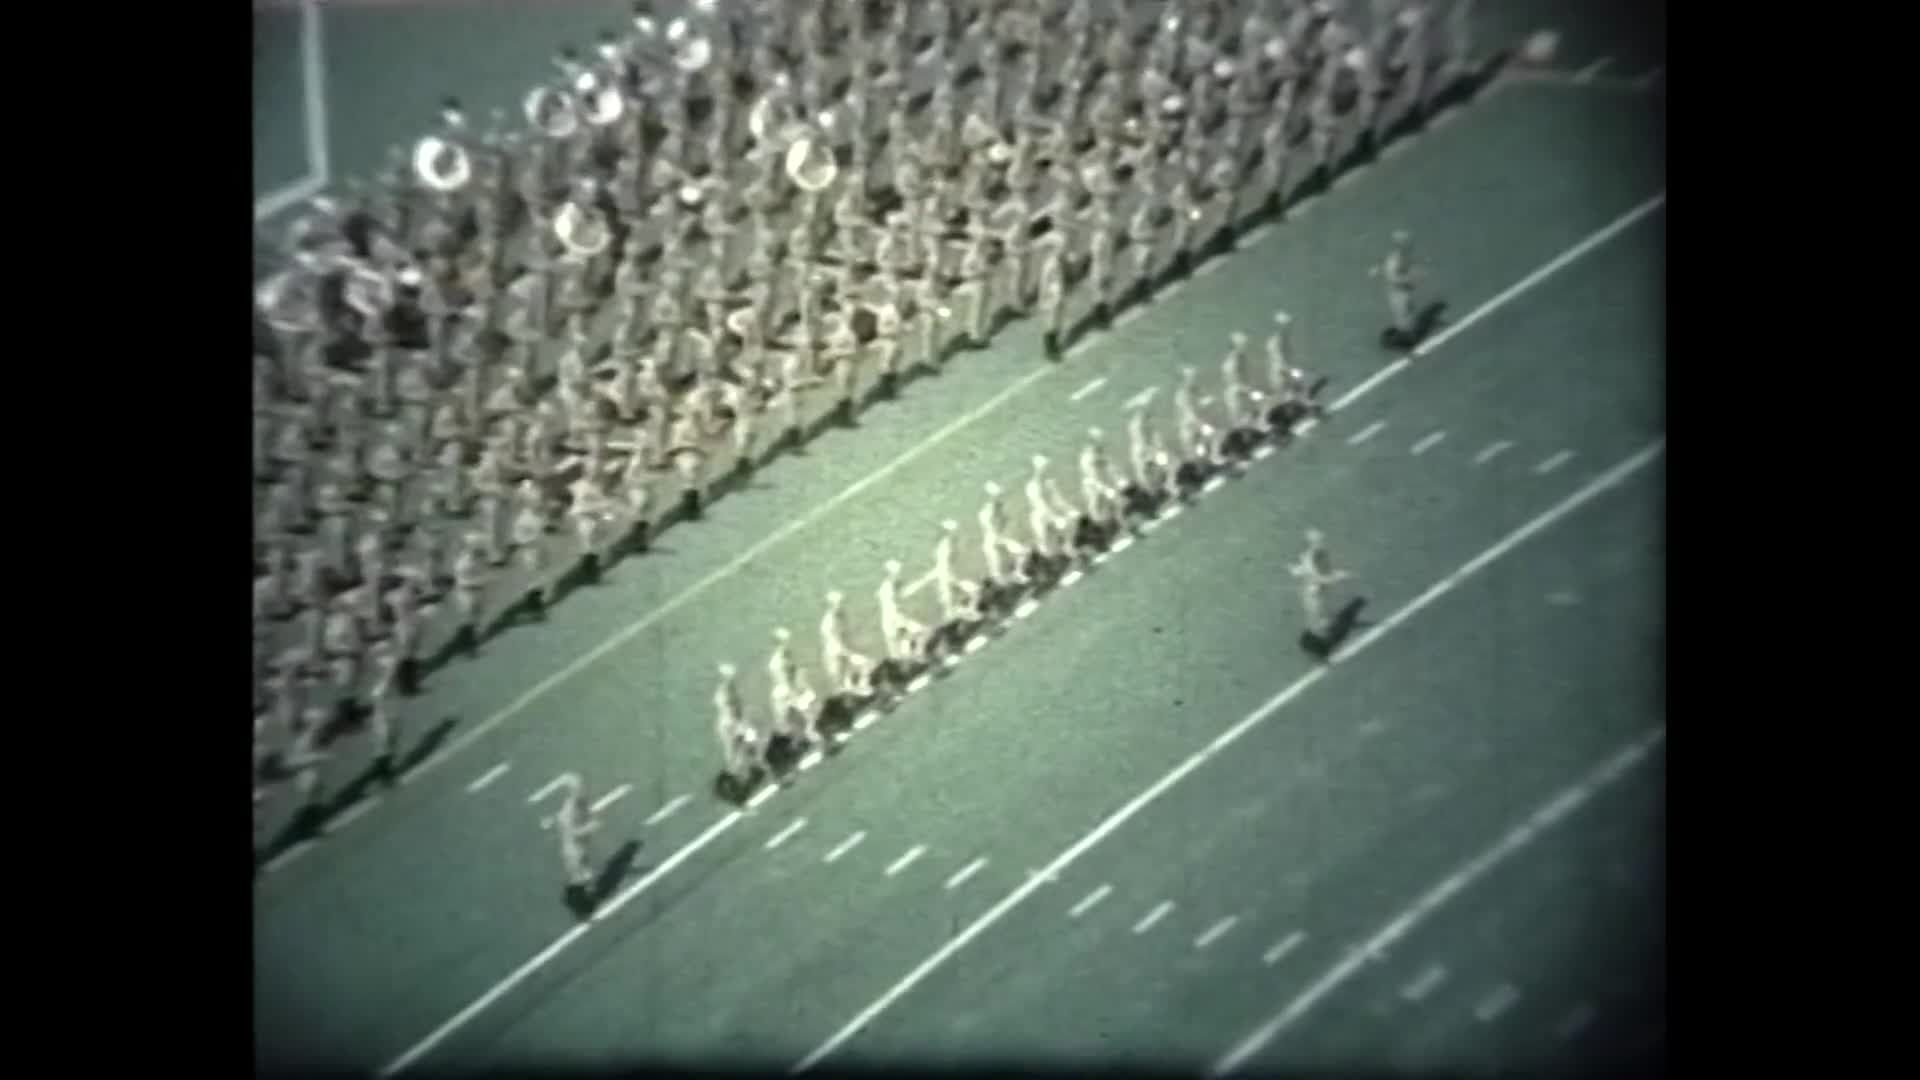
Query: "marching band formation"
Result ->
[[251, 0, 1482, 881]]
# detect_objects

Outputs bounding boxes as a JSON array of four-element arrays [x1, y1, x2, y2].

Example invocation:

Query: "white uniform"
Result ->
[[1266, 314, 1298, 396], [286, 707, 331, 811], [1024, 456, 1078, 558], [979, 484, 1028, 584], [1174, 369, 1209, 456], [1380, 236, 1419, 335], [932, 523, 961, 622], [1222, 336, 1255, 429], [1127, 406, 1162, 493], [767, 631, 819, 744], [721, 379, 756, 466], [877, 561, 927, 663], [543, 781, 600, 888], [713, 664, 761, 777], [819, 592, 876, 697], [1291, 532, 1351, 632], [1080, 432, 1123, 528]]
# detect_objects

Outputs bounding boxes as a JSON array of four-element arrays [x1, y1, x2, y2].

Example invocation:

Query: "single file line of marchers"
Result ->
[[790, 438, 1666, 1074], [375, 203, 1664, 1078]]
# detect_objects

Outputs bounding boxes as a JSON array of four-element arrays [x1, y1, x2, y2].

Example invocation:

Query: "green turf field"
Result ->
[[252, 6, 1665, 1076]]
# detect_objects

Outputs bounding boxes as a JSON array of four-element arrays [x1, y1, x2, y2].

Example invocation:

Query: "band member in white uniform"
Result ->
[[767, 627, 821, 747], [539, 773, 602, 891], [877, 559, 930, 665], [1291, 529, 1353, 636], [1373, 229, 1422, 342], [979, 481, 1030, 587]]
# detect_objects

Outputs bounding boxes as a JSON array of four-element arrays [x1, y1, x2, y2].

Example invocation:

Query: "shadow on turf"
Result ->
[[1302, 597, 1373, 662], [1382, 301, 1450, 353], [565, 839, 643, 919]]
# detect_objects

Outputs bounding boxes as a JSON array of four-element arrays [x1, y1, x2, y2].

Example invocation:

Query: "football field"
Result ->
[[253, 14, 1666, 1076]]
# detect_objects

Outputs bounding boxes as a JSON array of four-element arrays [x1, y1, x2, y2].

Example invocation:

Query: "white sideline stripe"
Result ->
[[1533, 450, 1574, 476], [789, 440, 1666, 1076]]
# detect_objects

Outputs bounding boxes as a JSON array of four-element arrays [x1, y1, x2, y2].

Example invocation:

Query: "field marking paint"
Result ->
[[1263, 932, 1306, 967], [590, 785, 632, 815], [1574, 57, 1612, 83], [1402, 965, 1448, 1002], [1070, 377, 1109, 403], [1475, 984, 1521, 1023], [644, 795, 690, 826], [945, 857, 989, 890], [766, 818, 808, 850], [467, 764, 509, 793], [1473, 441, 1515, 466], [1411, 431, 1447, 456], [885, 845, 928, 877], [825, 831, 867, 863], [527, 776, 567, 805], [1069, 883, 1113, 918], [1196, 916, 1240, 950], [1133, 901, 1175, 934], [1348, 421, 1385, 446]]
